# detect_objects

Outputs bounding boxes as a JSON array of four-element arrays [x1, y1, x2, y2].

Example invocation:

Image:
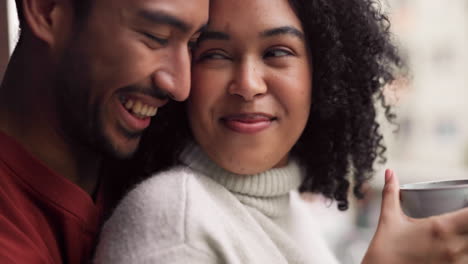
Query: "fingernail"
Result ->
[[385, 169, 392, 183]]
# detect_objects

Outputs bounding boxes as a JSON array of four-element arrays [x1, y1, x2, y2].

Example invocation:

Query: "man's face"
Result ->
[[55, 0, 208, 159]]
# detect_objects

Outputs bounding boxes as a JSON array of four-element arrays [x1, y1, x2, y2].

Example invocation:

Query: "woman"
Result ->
[[96, 0, 468, 263]]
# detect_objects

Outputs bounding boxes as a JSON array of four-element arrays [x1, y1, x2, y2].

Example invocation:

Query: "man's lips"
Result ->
[[115, 92, 168, 132], [221, 113, 276, 134], [118, 93, 168, 118]]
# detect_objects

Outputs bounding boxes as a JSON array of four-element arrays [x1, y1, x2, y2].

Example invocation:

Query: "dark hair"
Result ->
[[14, 0, 92, 32], [104, 0, 403, 211], [288, 0, 402, 210]]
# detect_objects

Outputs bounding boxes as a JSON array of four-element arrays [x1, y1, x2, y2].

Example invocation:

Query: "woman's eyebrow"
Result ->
[[260, 26, 304, 40], [196, 26, 303, 44]]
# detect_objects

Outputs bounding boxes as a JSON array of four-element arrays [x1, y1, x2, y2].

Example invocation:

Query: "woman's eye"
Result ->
[[197, 51, 230, 61], [264, 49, 293, 58]]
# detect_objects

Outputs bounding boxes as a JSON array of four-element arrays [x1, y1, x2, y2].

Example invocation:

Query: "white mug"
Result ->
[[400, 179, 468, 218]]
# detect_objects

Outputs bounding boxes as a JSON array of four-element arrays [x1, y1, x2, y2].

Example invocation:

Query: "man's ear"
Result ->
[[21, 0, 71, 46]]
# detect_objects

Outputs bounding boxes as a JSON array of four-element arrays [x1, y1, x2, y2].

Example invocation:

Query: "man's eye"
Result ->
[[143, 33, 169, 45], [264, 49, 293, 58]]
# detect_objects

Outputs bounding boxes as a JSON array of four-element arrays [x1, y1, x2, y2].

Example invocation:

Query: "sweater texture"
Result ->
[[95, 144, 339, 263]]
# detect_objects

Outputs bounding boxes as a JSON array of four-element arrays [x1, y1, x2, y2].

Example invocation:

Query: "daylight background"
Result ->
[[1, 0, 468, 263]]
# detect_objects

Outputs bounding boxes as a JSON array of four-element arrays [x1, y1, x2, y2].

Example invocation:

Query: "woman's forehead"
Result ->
[[206, 0, 302, 32]]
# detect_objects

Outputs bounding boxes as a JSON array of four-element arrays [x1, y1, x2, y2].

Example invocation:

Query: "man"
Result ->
[[0, 0, 208, 263]]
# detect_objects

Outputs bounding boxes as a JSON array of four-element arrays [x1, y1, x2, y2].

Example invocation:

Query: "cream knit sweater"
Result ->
[[95, 145, 339, 264]]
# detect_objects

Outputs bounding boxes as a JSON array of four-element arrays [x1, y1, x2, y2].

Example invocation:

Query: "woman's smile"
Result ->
[[220, 113, 276, 134]]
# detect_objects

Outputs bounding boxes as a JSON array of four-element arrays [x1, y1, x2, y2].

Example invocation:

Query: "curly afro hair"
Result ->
[[104, 0, 403, 212], [287, 0, 403, 210]]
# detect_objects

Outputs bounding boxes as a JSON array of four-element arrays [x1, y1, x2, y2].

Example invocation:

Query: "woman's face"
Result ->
[[189, 0, 312, 174]]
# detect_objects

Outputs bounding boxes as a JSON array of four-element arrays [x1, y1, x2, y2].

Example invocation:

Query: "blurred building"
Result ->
[[379, 0, 468, 186], [309, 1, 468, 263]]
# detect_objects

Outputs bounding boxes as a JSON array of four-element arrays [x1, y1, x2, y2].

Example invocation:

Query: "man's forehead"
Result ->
[[115, 0, 209, 28]]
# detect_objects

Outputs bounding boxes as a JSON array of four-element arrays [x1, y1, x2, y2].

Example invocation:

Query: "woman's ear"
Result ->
[[20, 0, 71, 46]]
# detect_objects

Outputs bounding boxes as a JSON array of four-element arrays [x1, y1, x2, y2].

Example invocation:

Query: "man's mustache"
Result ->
[[120, 85, 170, 101]]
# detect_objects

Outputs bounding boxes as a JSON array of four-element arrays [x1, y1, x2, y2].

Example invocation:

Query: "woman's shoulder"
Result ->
[[114, 166, 205, 217], [101, 165, 233, 235], [95, 166, 219, 262]]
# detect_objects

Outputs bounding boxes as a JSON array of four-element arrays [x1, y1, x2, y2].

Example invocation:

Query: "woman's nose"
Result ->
[[228, 61, 267, 101]]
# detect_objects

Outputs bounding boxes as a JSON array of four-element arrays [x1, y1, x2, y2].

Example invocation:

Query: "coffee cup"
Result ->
[[400, 179, 468, 218]]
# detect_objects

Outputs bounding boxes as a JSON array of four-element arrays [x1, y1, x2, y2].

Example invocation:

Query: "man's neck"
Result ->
[[0, 47, 101, 196]]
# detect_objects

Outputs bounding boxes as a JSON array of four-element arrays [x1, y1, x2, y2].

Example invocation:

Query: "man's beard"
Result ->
[[54, 53, 139, 160]]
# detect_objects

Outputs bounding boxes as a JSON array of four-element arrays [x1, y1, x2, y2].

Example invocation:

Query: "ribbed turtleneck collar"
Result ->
[[179, 143, 303, 218]]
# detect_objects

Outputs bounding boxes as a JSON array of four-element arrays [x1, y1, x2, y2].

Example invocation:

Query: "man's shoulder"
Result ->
[[0, 158, 66, 264], [0, 211, 54, 263]]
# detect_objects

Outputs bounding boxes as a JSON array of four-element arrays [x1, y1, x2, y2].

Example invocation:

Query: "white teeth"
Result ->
[[122, 98, 158, 117], [134, 101, 142, 113], [125, 100, 134, 109], [141, 105, 149, 116]]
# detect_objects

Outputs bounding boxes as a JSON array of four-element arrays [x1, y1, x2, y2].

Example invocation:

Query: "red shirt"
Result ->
[[0, 131, 103, 264]]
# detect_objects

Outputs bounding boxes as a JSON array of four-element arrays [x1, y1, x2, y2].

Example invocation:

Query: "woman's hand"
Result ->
[[362, 170, 468, 264]]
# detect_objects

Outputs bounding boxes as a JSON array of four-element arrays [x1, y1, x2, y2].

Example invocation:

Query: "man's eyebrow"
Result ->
[[197, 31, 230, 43], [138, 10, 190, 32], [261, 26, 304, 40]]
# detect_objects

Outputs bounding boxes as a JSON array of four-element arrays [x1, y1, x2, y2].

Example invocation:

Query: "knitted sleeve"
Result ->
[[93, 167, 218, 263]]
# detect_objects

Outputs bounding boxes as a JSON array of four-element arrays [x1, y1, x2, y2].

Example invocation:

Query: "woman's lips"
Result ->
[[221, 113, 275, 134]]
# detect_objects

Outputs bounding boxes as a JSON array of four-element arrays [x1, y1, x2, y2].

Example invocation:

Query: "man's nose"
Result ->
[[152, 48, 191, 102]]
